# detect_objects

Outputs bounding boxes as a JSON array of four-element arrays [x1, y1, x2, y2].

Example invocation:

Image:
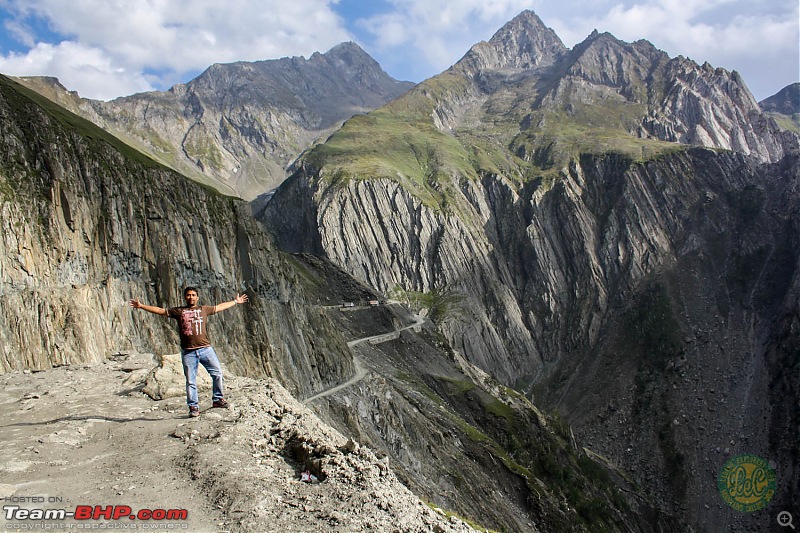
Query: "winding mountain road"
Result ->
[[302, 315, 425, 404]]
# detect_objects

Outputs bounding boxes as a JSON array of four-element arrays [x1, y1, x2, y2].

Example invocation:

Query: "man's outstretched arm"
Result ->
[[214, 293, 249, 313], [129, 299, 168, 316]]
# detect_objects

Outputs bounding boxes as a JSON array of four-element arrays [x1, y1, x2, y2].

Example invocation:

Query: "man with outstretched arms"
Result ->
[[129, 287, 248, 417]]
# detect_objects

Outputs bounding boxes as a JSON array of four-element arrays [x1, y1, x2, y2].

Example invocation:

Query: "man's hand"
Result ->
[[128, 299, 166, 315], [214, 294, 249, 313]]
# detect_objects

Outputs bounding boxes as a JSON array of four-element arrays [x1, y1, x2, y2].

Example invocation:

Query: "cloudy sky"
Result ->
[[0, 0, 796, 102]]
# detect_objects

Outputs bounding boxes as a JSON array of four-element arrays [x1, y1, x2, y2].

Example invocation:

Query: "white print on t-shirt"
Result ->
[[181, 308, 204, 337]]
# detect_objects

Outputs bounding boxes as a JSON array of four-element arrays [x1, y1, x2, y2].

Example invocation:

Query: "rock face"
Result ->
[[639, 57, 790, 161], [3, 8, 799, 532], [0, 74, 354, 401], [456, 11, 567, 74], [15, 42, 414, 201], [759, 83, 800, 135], [262, 10, 800, 532], [280, 258, 686, 532], [760, 82, 800, 115]]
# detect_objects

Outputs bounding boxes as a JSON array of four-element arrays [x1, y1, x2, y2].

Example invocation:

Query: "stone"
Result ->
[[142, 353, 229, 400]]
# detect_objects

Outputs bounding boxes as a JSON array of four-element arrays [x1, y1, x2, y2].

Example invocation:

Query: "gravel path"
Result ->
[[0, 350, 476, 533]]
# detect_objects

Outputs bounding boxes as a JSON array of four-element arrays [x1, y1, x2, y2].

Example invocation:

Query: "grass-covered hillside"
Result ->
[[299, 35, 690, 212]]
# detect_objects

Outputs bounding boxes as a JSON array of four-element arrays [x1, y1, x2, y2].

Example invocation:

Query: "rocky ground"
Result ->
[[0, 352, 480, 533]]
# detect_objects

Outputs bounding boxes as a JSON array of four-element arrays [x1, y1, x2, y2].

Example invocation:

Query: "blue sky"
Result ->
[[0, 0, 796, 102]]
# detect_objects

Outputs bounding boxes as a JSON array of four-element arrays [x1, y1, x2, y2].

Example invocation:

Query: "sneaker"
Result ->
[[212, 398, 230, 409], [189, 406, 200, 417]]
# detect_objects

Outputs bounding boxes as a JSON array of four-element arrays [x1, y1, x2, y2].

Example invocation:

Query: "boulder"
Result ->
[[142, 353, 233, 400]]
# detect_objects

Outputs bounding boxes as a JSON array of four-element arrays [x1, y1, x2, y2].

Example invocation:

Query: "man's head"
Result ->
[[183, 287, 199, 306]]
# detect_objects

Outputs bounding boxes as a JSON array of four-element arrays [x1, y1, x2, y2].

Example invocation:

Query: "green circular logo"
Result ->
[[718, 454, 776, 512]]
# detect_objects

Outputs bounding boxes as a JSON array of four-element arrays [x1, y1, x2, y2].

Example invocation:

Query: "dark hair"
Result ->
[[183, 286, 199, 296]]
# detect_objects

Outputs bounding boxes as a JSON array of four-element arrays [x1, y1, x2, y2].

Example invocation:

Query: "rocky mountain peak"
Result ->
[[15, 41, 414, 201], [303, 41, 386, 77], [760, 82, 800, 115], [324, 41, 381, 65], [184, 41, 404, 109], [562, 29, 666, 91], [457, 9, 567, 73], [17, 75, 69, 93]]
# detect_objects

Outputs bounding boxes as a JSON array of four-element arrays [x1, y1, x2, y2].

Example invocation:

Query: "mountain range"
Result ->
[[14, 42, 413, 203], [2, 8, 799, 533], [261, 11, 799, 532]]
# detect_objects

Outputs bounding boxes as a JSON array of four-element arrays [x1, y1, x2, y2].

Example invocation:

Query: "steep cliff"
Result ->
[[286, 254, 686, 532], [261, 10, 800, 531], [15, 42, 414, 201], [0, 74, 355, 401]]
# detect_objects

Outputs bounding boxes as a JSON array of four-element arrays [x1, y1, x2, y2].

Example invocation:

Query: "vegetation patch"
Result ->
[[394, 370, 446, 407], [422, 501, 501, 533], [283, 254, 323, 293], [183, 130, 225, 173], [304, 107, 477, 211], [511, 104, 682, 170], [436, 375, 476, 396], [613, 280, 689, 503], [766, 112, 800, 134], [390, 285, 466, 324]]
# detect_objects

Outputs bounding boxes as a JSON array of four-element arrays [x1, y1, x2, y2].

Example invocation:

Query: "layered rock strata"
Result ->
[[0, 75, 352, 400]]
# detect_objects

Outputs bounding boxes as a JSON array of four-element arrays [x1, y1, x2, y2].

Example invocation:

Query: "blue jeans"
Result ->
[[181, 346, 224, 408]]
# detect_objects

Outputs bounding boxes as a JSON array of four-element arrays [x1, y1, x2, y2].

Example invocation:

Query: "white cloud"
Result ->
[[3, 17, 37, 48], [0, 0, 353, 99], [26, 0, 351, 68], [0, 0, 795, 101], [0, 41, 154, 100]]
